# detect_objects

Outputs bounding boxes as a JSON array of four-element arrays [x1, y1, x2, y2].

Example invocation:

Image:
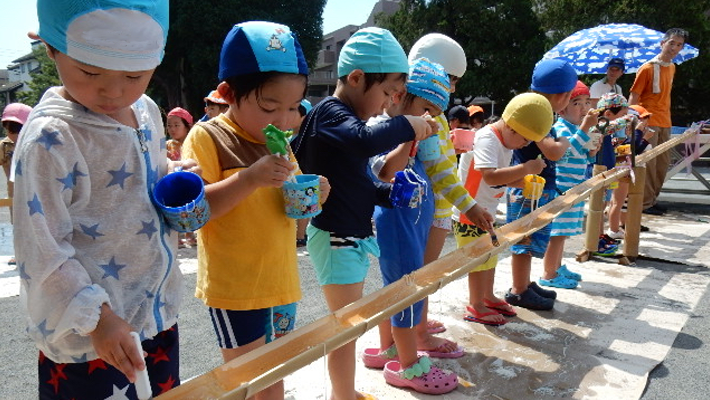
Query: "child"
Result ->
[[292, 27, 434, 400], [448, 105, 475, 155], [541, 81, 599, 288], [364, 58, 458, 394], [505, 59, 575, 311], [14, 1, 193, 398], [165, 107, 197, 248], [201, 89, 229, 121], [468, 105, 486, 130], [455, 93, 550, 325], [181, 21, 329, 400], [1, 102, 32, 266], [166, 107, 194, 162], [407, 32, 494, 345], [294, 99, 313, 248]]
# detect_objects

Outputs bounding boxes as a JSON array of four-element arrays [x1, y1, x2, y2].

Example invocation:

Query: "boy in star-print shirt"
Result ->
[[12, 1, 197, 399]]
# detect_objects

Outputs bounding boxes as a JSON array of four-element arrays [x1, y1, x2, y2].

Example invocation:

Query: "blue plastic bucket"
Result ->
[[282, 174, 321, 219], [153, 171, 210, 232]]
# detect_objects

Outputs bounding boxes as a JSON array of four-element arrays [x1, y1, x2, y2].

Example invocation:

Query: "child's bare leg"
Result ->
[[511, 253, 532, 295], [414, 226, 454, 351], [222, 338, 284, 400], [377, 319, 394, 351], [542, 236, 566, 280], [466, 269, 505, 324], [322, 282, 365, 400], [609, 182, 629, 232], [392, 326, 418, 368]]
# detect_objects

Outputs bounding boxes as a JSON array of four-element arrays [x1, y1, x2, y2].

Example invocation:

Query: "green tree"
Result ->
[[152, 0, 326, 117], [382, 0, 547, 109], [16, 47, 61, 107]]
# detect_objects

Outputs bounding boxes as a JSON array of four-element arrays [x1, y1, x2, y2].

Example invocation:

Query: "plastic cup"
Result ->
[[522, 174, 546, 200], [416, 135, 440, 161], [451, 130, 475, 153], [282, 174, 321, 219], [153, 170, 211, 232]]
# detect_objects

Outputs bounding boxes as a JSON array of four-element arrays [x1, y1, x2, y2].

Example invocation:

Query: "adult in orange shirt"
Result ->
[[629, 28, 689, 216]]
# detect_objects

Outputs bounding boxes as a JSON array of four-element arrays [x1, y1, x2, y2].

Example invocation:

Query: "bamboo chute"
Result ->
[[157, 124, 707, 400]]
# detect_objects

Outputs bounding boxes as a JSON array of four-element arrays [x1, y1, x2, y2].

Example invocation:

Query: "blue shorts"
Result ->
[[507, 187, 556, 258], [306, 224, 380, 285], [209, 303, 296, 348], [38, 325, 179, 400]]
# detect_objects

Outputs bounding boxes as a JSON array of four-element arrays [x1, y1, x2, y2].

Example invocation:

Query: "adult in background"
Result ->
[[629, 28, 689, 216], [589, 57, 625, 105]]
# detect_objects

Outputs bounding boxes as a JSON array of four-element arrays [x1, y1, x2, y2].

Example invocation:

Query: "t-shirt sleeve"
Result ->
[[473, 132, 501, 169], [630, 64, 651, 95], [181, 126, 221, 184]]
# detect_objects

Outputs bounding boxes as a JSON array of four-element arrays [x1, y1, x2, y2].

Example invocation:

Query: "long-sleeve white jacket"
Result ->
[[13, 88, 183, 363]]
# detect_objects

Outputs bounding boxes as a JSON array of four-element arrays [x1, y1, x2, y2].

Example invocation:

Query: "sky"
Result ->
[[0, 0, 380, 69]]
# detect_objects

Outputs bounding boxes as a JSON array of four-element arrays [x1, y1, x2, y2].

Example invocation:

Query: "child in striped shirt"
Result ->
[[541, 81, 600, 288]]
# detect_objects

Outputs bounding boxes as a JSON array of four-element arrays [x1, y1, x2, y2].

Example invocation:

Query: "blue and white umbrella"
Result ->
[[541, 23, 700, 74]]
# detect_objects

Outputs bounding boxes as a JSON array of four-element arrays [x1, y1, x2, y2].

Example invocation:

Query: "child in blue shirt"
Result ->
[[364, 58, 458, 395], [505, 59, 575, 311], [292, 27, 434, 400], [541, 81, 600, 289]]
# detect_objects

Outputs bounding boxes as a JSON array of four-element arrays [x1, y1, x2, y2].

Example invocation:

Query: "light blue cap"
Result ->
[[300, 99, 313, 114], [219, 21, 308, 81], [37, 0, 168, 71], [406, 58, 450, 112], [337, 27, 408, 78], [531, 59, 578, 94]]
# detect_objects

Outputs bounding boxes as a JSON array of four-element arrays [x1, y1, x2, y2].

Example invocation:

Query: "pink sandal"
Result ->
[[362, 345, 398, 369], [426, 319, 446, 334], [383, 357, 458, 395]]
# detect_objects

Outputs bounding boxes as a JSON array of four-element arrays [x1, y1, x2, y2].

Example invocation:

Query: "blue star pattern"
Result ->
[[99, 257, 127, 280], [28, 194, 44, 216], [160, 136, 166, 150], [141, 127, 153, 142], [37, 319, 55, 337], [137, 220, 158, 240], [80, 224, 105, 240], [107, 163, 133, 189], [145, 290, 155, 299], [71, 353, 88, 363], [56, 172, 75, 191], [37, 128, 63, 151], [19, 262, 30, 281], [72, 162, 87, 182], [15, 160, 22, 176]]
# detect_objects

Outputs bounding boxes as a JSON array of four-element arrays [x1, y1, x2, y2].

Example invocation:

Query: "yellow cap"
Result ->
[[502, 93, 553, 142]]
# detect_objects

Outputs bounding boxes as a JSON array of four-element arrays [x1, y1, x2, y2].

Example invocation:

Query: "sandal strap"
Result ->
[[380, 345, 398, 359], [402, 356, 432, 380]]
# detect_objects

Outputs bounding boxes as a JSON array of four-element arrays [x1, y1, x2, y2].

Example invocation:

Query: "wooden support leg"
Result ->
[[577, 165, 607, 262], [622, 166, 647, 263]]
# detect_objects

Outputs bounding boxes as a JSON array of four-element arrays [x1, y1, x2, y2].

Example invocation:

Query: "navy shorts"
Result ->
[[209, 303, 297, 348]]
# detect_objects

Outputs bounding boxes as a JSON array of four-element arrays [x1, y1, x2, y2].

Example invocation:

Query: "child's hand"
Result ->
[[246, 154, 295, 188], [169, 158, 202, 176], [463, 204, 495, 231], [318, 175, 331, 204], [404, 115, 434, 141], [643, 127, 656, 141], [89, 304, 145, 383], [580, 108, 599, 132], [524, 157, 546, 175]]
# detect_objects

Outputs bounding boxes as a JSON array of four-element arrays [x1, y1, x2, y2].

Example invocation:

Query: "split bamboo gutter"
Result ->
[[157, 125, 707, 400]]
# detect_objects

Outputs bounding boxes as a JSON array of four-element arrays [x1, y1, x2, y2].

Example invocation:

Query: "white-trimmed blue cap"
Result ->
[[37, 0, 169, 71]]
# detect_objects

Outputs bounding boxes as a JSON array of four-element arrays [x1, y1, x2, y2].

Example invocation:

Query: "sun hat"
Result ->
[[629, 104, 652, 118], [467, 105, 484, 117], [337, 27, 408, 78], [36, 0, 168, 71], [408, 33, 467, 78], [219, 21, 309, 81], [597, 93, 629, 110], [406, 58, 450, 112], [502, 93, 553, 142], [2, 103, 33, 125], [167, 107, 194, 125], [447, 105, 470, 123], [607, 57, 625, 71], [204, 90, 228, 105], [531, 59, 578, 94], [570, 80, 590, 99]]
